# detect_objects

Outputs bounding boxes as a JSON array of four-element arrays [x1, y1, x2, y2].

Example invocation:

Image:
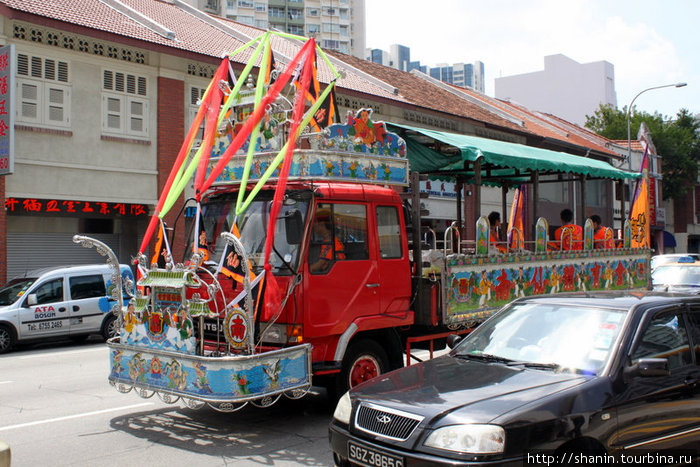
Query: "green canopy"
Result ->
[[388, 122, 640, 186]]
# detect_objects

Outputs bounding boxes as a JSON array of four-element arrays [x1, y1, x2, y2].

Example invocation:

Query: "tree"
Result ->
[[585, 105, 700, 201]]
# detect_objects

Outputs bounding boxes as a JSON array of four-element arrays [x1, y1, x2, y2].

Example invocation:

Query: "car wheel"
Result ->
[[101, 314, 119, 341], [336, 339, 389, 397], [0, 325, 15, 354]]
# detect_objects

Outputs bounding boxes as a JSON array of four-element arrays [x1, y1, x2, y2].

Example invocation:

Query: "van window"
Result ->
[[33, 279, 64, 305], [70, 275, 106, 300]]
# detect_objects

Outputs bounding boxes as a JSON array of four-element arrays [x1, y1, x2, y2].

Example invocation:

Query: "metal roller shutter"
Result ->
[[7, 233, 121, 280]]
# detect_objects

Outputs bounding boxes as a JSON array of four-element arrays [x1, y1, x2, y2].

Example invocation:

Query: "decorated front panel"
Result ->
[[108, 344, 311, 402], [443, 249, 650, 326]]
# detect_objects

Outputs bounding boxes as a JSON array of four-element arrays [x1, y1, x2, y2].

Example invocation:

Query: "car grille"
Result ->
[[355, 402, 423, 441]]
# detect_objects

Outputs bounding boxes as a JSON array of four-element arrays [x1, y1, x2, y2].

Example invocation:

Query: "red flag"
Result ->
[[293, 50, 338, 132], [261, 39, 316, 322], [200, 39, 316, 193]]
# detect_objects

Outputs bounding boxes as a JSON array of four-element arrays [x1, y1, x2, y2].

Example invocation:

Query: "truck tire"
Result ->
[[336, 339, 389, 398], [101, 314, 118, 341], [0, 325, 15, 354]]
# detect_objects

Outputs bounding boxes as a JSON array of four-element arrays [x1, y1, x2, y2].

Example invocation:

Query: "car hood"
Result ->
[[351, 355, 588, 424]]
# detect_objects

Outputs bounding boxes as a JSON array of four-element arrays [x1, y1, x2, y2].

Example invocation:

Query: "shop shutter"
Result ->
[[6, 233, 120, 280]]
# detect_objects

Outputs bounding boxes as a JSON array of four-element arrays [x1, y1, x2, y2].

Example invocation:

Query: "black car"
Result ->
[[329, 292, 700, 466]]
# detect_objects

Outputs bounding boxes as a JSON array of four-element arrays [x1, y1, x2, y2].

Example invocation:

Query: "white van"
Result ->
[[0, 264, 134, 353]]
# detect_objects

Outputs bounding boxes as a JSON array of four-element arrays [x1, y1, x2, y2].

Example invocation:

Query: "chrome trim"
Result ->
[[354, 401, 424, 441], [623, 426, 700, 449], [333, 322, 358, 362]]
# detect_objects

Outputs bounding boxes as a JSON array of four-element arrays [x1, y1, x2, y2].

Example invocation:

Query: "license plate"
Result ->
[[348, 440, 404, 467]]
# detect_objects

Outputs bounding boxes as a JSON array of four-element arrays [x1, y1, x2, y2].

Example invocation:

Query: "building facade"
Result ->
[[428, 61, 485, 93], [495, 54, 617, 127], [190, 0, 366, 58]]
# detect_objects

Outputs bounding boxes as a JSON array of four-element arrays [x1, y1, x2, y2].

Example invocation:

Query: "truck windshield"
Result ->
[[0, 278, 36, 306], [197, 194, 309, 275]]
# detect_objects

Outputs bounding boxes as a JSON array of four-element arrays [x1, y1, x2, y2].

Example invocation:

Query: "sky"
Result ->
[[365, 0, 698, 120]]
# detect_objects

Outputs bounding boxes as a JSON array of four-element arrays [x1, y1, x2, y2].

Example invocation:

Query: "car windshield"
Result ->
[[453, 302, 628, 375], [0, 278, 36, 306], [195, 193, 309, 275], [652, 265, 700, 287]]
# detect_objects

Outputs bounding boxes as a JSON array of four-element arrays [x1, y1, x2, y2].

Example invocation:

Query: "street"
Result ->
[[0, 339, 338, 467]]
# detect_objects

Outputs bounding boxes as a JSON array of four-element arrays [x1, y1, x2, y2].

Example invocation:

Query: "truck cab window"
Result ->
[[377, 206, 402, 259], [309, 203, 368, 273]]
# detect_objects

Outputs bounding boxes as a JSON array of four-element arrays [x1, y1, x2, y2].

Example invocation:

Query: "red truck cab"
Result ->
[[197, 181, 413, 396]]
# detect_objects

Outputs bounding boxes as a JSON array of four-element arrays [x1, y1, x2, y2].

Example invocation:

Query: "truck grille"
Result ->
[[355, 402, 423, 441]]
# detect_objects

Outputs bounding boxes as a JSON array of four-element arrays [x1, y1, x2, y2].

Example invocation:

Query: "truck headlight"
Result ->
[[424, 424, 505, 454], [332, 391, 352, 424]]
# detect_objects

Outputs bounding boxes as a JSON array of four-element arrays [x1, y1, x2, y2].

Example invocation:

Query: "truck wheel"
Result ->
[[102, 314, 119, 341], [0, 325, 15, 354], [337, 339, 389, 396]]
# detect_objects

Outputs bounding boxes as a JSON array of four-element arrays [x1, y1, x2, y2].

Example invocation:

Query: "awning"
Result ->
[[387, 122, 640, 186], [663, 230, 677, 248]]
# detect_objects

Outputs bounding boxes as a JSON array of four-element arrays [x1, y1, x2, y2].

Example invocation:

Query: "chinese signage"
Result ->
[[5, 197, 148, 217], [0, 44, 14, 175], [420, 179, 458, 198]]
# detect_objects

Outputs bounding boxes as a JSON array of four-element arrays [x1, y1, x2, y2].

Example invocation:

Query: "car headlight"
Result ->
[[424, 424, 505, 454], [332, 391, 352, 424]]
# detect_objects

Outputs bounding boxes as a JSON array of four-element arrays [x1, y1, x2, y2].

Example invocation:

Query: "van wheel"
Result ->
[[336, 339, 389, 397], [102, 314, 119, 341], [0, 325, 15, 354]]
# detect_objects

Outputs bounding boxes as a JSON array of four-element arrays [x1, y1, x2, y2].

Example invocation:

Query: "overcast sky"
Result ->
[[365, 0, 697, 120]]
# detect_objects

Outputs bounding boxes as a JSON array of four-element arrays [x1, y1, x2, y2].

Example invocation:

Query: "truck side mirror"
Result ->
[[624, 358, 670, 380], [285, 209, 303, 245], [447, 334, 462, 349], [26, 294, 37, 306]]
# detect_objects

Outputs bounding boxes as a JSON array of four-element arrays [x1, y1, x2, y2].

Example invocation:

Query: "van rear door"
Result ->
[[67, 272, 109, 336]]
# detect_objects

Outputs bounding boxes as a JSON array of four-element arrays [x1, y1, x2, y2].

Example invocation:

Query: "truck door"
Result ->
[[18, 276, 69, 339], [304, 202, 379, 337], [375, 205, 411, 315], [67, 273, 108, 335]]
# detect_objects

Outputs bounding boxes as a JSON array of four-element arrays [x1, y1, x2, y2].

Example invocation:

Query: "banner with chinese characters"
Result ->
[[0, 44, 14, 175], [5, 197, 148, 217]]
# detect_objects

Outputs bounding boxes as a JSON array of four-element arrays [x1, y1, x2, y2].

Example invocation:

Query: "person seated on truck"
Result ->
[[549, 209, 583, 251], [309, 214, 345, 273], [589, 214, 614, 249], [488, 211, 507, 253]]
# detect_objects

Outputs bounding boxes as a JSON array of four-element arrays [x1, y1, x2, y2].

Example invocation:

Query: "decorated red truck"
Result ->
[[73, 33, 649, 411]]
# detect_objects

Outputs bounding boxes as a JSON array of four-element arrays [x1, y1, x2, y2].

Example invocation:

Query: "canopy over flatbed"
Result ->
[[388, 122, 639, 186]]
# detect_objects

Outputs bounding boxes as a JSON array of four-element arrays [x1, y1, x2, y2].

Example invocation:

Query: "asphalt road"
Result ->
[[0, 338, 339, 467]]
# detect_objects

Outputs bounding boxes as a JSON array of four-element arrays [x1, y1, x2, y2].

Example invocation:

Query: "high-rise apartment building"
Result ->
[[495, 54, 616, 126], [428, 61, 485, 93], [189, 0, 366, 58]]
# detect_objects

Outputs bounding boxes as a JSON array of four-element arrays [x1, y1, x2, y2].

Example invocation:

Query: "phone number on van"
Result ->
[[27, 321, 63, 331]]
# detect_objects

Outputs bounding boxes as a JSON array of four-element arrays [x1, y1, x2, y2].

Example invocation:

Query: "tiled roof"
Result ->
[[327, 51, 531, 135], [0, 0, 402, 101], [0, 0, 624, 157], [441, 83, 621, 158]]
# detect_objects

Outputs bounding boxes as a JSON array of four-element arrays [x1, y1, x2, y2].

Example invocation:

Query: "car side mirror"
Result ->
[[447, 334, 462, 349], [624, 358, 670, 380], [26, 294, 37, 306]]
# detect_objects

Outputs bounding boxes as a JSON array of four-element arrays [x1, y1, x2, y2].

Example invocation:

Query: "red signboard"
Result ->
[[5, 197, 148, 217]]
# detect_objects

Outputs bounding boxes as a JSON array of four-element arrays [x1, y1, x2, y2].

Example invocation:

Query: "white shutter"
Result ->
[[103, 94, 123, 132], [45, 84, 70, 126], [18, 79, 42, 124], [127, 97, 148, 136]]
